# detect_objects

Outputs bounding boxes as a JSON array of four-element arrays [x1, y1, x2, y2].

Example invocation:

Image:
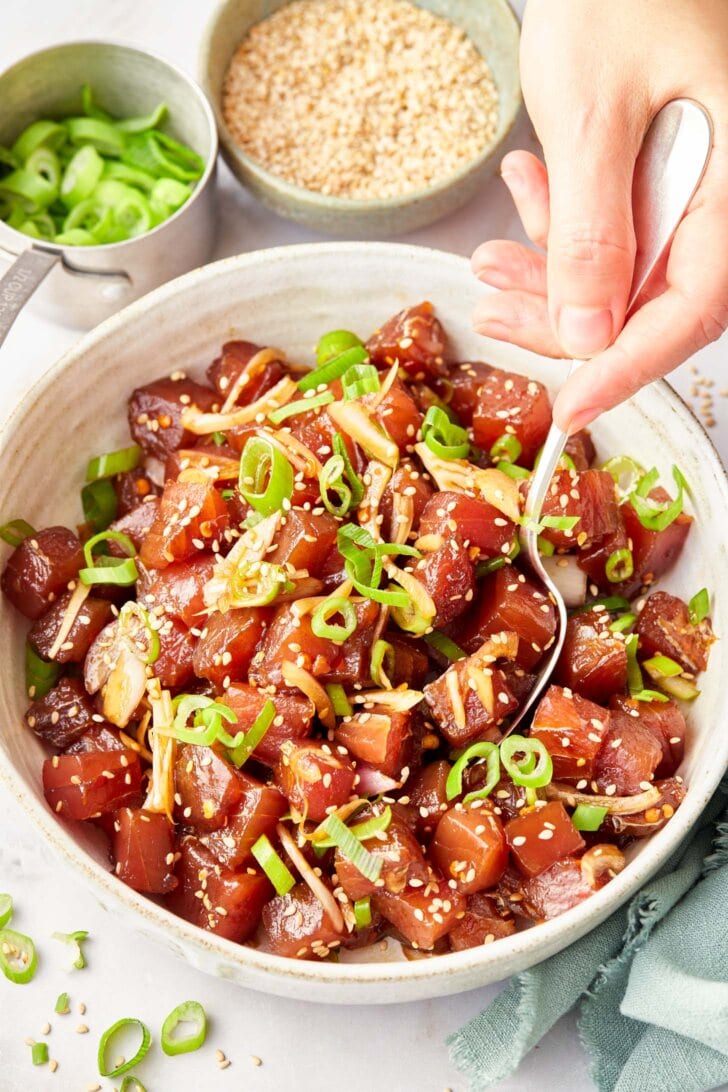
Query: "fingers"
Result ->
[[553, 188, 728, 431], [472, 239, 547, 296], [473, 288, 564, 357], [542, 106, 643, 359], [499, 150, 550, 248]]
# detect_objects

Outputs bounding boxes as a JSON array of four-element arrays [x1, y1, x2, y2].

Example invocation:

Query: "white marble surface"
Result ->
[[1, 3, 727, 1091]]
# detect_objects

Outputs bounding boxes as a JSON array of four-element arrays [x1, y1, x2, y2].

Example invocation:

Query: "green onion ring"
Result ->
[[311, 597, 357, 643], [86, 444, 142, 481], [26, 642, 60, 699], [0, 518, 35, 547], [0, 894, 12, 928], [0, 927, 37, 984], [446, 741, 500, 804], [489, 433, 522, 464], [81, 479, 117, 533], [354, 897, 372, 928], [97, 1017, 151, 1078], [421, 405, 470, 460], [500, 735, 553, 789], [688, 587, 710, 625], [268, 390, 334, 425], [321, 814, 383, 883], [342, 363, 381, 401], [316, 329, 364, 366], [226, 700, 276, 768], [370, 638, 395, 687], [423, 631, 466, 662], [251, 834, 296, 896], [325, 683, 352, 717], [160, 1000, 207, 1057], [605, 547, 634, 583], [297, 343, 369, 393], [238, 435, 293, 516]]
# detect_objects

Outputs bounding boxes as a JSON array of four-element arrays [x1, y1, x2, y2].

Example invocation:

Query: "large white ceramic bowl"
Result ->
[[1, 243, 726, 1005]]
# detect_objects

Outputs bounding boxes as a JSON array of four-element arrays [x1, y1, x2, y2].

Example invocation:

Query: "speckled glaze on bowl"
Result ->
[[1, 243, 727, 1004], [199, 0, 521, 236]]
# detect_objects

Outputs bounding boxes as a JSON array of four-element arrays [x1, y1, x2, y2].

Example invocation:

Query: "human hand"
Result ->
[[472, 0, 728, 432]]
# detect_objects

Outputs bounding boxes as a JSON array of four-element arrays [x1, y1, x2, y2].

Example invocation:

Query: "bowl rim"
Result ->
[[198, 0, 522, 212], [2, 240, 727, 995], [0, 38, 219, 258]]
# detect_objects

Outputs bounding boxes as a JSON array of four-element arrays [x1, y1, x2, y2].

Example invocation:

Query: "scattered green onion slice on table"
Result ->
[[0, 927, 37, 984], [326, 683, 352, 718], [0, 518, 35, 547], [316, 329, 364, 366], [421, 405, 470, 460], [268, 390, 334, 425], [251, 834, 295, 896], [688, 587, 710, 625], [54, 992, 70, 1015], [97, 1017, 151, 1078], [342, 363, 381, 401], [320, 814, 383, 882], [81, 479, 118, 533], [31, 1042, 49, 1066], [51, 929, 88, 970], [354, 897, 372, 928], [605, 547, 634, 583], [0, 894, 12, 928], [86, 444, 142, 481], [489, 433, 522, 464], [26, 643, 59, 699], [297, 344, 369, 393], [572, 804, 608, 832], [226, 700, 276, 768], [500, 735, 553, 789], [238, 435, 293, 516], [446, 741, 500, 804], [120, 1078, 147, 1092], [311, 596, 357, 643], [423, 631, 466, 662], [160, 1000, 207, 1057]]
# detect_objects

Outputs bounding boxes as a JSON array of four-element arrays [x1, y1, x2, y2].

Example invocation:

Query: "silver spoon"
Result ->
[[507, 97, 713, 734]]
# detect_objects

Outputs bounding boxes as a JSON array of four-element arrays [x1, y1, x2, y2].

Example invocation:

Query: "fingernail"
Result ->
[[557, 306, 614, 358], [563, 406, 606, 434]]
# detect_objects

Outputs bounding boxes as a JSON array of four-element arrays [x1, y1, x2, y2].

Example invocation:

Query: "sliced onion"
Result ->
[[144, 683, 176, 820], [329, 402, 399, 469], [281, 660, 335, 731], [357, 459, 393, 539], [354, 764, 401, 795], [414, 443, 521, 522], [180, 377, 298, 434], [387, 563, 436, 635], [352, 687, 424, 711], [203, 512, 281, 612], [172, 449, 240, 481], [221, 346, 284, 412], [276, 823, 344, 932], [258, 427, 323, 478], [474, 631, 519, 663], [580, 844, 626, 889], [83, 620, 118, 694], [542, 554, 587, 608], [102, 645, 147, 729], [445, 669, 467, 730], [466, 664, 494, 715], [364, 360, 399, 411], [47, 582, 91, 660], [544, 781, 662, 814]]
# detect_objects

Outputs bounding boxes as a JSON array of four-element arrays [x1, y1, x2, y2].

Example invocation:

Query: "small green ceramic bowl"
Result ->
[[200, 0, 521, 237]]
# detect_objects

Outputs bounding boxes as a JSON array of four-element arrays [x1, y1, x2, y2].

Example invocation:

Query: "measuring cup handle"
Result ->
[[0, 248, 59, 350]]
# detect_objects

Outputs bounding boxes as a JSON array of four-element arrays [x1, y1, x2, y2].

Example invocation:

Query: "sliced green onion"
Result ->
[[572, 804, 608, 832], [26, 643, 59, 699], [446, 741, 500, 804], [320, 434, 364, 518], [80, 530, 138, 586], [150, 176, 191, 218], [658, 674, 701, 701], [354, 897, 372, 928], [160, 1000, 207, 1057], [65, 117, 125, 157], [0, 895, 12, 928], [26, 146, 61, 191], [624, 633, 643, 695], [0, 518, 35, 547], [572, 595, 630, 615], [537, 514, 580, 532], [0, 167, 57, 209], [326, 683, 352, 717], [31, 1041, 49, 1066], [119, 602, 160, 666], [54, 228, 96, 245], [268, 390, 334, 425], [342, 363, 381, 401], [84, 530, 137, 567], [537, 535, 555, 557], [643, 654, 683, 678], [173, 695, 241, 748], [80, 84, 111, 121], [316, 329, 364, 366], [321, 814, 383, 882], [313, 806, 392, 850], [12, 120, 67, 162], [605, 548, 633, 583], [297, 343, 369, 393], [609, 613, 636, 634], [490, 433, 522, 464], [251, 834, 295, 896], [211, 431, 227, 446], [0, 928, 37, 984], [97, 1017, 151, 1078], [336, 523, 417, 609], [311, 596, 357, 643], [120, 1079, 147, 1092], [500, 735, 553, 789], [688, 587, 710, 626], [630, 688, 670, 703], [629, 465, 688, 531], [421, 405, 470, 460], [424, 631, 466, 661], [370, 638, 395, 687], [601, 454, 644, 497], [226, 699, 276, 768], [497, 460, 530, 481], [86, 444, 142, 481], [54, 992, 70, 1015], [51, 929, 88, 970], [60, 145, 105, 206], [102, 160, 157, 191], [81, 479, 117, 533], [118, 102, 168, 135], [239, 436, 294, 516]]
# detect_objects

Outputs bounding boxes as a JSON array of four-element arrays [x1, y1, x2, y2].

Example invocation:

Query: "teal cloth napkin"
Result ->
[[448, 779, 728, 1092]]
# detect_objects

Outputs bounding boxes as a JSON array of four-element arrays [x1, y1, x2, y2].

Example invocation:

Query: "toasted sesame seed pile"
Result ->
[[221, 0, 499, 199]]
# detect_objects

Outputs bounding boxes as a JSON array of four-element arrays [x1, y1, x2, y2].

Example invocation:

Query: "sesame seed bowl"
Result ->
[[200, 0, 521, 236], [0, 242, 726, 1004]]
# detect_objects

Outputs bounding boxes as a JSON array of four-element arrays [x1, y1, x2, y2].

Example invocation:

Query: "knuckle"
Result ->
[[694, 297, 728, 347], [551, 226, 633, 272]]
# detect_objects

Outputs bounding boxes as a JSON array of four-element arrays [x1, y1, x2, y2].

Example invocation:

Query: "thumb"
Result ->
[[544, 111, 642, 360]]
